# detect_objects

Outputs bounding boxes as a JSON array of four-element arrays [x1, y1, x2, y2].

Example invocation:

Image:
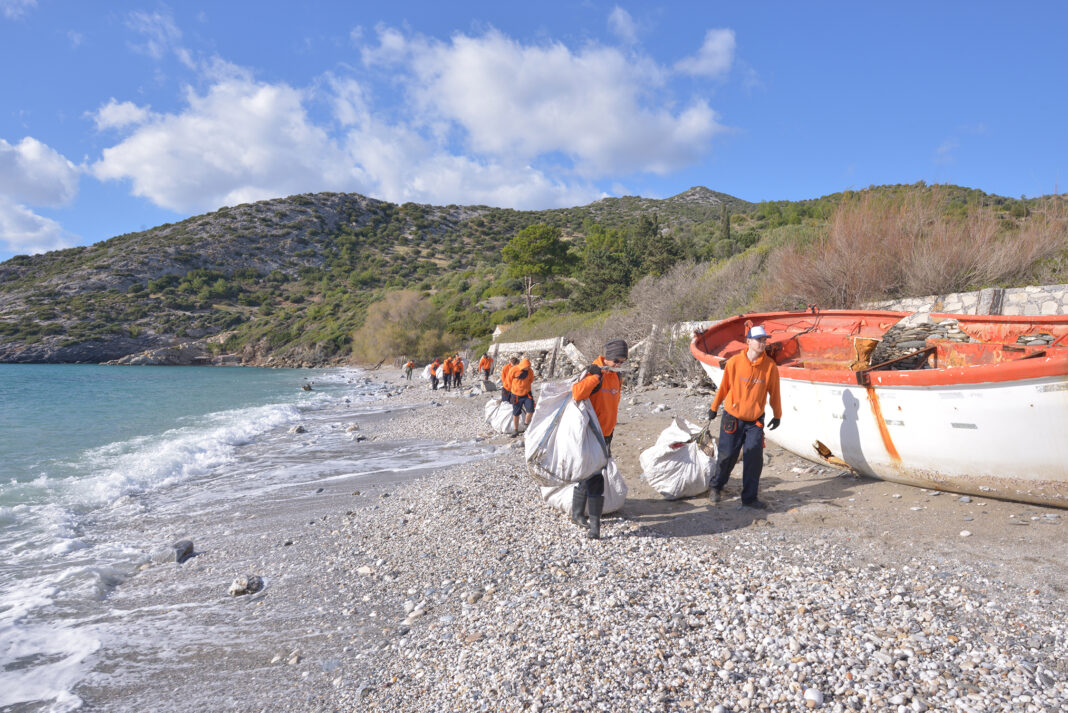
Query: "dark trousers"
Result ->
[[712, 414, 765, 503], [581, 434, 613, 497], [431, 375, 438, 390], [482, 369, 491, 380], [455, 373, 462, 386], [444, 373, 452, 389]]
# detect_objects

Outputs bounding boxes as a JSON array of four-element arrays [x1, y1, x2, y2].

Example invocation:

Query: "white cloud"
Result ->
[[935, 138, 959, 165], [675, 28, 735, 78], [93, 99, 152, 130], [608, 6, 638, 44], [0, 137, 80, 206], [0, 0, 36, 20], [367, 27, 724, 177], [126, 10, 182, 60], [92, 78, 358, 212], [0, 197, 74, 254]]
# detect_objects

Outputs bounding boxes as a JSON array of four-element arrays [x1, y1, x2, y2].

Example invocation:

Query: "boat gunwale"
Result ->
[[690, 310, 1068, 388]]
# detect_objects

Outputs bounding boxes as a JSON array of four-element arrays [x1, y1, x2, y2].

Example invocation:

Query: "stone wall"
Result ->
[[866, 284, 1068, 316]]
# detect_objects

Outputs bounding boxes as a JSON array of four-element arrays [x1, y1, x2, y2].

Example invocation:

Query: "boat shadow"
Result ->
[[613, 470, 869, 539]]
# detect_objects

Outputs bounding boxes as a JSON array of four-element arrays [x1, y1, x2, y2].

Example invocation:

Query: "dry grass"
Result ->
[[762, 190, 1068, 309]]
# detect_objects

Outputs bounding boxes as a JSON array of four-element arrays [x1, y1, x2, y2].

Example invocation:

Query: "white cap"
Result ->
[[746, 325, 768, 339]]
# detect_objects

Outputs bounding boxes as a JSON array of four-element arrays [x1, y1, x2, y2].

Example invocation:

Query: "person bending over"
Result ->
[[508, 358, 535, 437]]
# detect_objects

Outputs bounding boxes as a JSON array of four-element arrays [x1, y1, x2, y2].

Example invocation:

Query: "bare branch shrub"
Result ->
[[763, 189, 1068, 309], [567, 252, 767, 379]]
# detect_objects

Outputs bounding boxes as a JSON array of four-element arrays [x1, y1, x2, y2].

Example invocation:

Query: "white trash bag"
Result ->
[[539, 458, 627, 514], [483, 399, 515, 434], [420, 364, 433, 380], [639, 417, 716, 499], [524, 381, 610, 486]]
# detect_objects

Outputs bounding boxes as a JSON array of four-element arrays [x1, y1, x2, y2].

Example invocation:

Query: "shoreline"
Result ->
[[73, 368, 1066, 712]]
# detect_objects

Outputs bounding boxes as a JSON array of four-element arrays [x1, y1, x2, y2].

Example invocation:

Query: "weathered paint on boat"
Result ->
[[691, 310, 1068, 508]]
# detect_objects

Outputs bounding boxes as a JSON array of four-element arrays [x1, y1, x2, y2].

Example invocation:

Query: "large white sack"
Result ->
[[420, 364, 433, 380], [524, 381, 609, 486], [639, 417, 715, 500], [483, 399, 514, 434], [539, 459, 627, 514]]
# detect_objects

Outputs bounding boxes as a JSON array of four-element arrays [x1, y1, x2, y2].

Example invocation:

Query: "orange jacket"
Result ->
[[479, 356, 493, 372], [454, 358, 464, 374], [404, 361, 414, 369], [571, 356, 622, 437], [508, 358, 534, 397], [710, 351, 782, 422], [442, 358, 453, 374], [500, 363, 516, 390]]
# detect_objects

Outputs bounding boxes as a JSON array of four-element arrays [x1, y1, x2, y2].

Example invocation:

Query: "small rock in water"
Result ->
[[345, 423, 360, 432], [228, 574, 264, 596], [289, 425, 306, 434]]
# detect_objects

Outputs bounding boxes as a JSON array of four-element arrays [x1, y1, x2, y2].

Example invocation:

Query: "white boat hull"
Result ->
[[699, 362, 1068, 508]]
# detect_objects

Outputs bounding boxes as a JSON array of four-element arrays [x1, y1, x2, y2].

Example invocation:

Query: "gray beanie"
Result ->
[[603, 339, 629, 361]]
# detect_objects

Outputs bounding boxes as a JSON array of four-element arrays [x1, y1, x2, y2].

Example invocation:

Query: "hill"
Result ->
[[0, 186, 749, 364]]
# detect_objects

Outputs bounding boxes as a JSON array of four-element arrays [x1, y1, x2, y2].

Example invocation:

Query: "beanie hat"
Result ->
[[603, 339, 629, 362]]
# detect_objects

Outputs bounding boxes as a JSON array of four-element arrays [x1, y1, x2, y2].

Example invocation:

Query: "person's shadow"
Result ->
[[839, 389, 872, 474]]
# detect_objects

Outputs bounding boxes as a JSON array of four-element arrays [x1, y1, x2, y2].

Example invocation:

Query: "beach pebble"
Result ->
[[959, 530, 972, 537], [228, 574, 264, 596], [804, 688, 824, 707], [958, 496, 972, 503]]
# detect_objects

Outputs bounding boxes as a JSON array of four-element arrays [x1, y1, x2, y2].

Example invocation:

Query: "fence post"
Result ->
[[637, 324, 660, 387], [546, 337, 561, 378]]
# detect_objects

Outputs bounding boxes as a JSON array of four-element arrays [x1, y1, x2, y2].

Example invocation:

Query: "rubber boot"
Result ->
[[570, 487, 589, 528], [586, 496, 604, 540]]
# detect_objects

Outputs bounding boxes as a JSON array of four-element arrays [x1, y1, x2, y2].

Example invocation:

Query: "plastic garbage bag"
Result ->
[[539, 459, 627, 514], [639, 417, 716, 499], [483, 399, 514, 434], [420, 364, 433, 380], [524, 380, 610, 486]]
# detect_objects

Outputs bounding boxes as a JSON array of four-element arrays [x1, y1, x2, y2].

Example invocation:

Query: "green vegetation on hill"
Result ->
[[0, 184, 1064, 365]]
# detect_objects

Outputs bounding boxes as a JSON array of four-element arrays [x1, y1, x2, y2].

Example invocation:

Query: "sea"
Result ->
[[0, 364, 491, 711]]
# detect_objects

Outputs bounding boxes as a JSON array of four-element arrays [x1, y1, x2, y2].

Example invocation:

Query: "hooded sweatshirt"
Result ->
[[509, 358, 534, 397], [710, 351, 782, 422], [571, 356, 622, 437]]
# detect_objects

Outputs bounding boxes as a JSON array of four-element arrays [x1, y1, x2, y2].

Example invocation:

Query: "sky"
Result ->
[[1, 1, 1066, 262]]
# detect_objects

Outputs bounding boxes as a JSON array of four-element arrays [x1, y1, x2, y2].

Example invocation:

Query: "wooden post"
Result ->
[[546, 337, 561, 378], [638, 325, 659, 386]]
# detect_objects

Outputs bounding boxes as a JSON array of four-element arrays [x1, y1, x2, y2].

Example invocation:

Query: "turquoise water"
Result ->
[[0, 364, 321, 491]]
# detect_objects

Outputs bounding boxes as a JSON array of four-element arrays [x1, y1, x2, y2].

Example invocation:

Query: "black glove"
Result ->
[[768, 417, 781, 431], [707, 408, 718, 421], [586, 364, 602, 376]]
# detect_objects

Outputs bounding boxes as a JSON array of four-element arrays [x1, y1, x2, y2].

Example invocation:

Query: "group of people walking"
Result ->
[[401, 325, 782, 539]]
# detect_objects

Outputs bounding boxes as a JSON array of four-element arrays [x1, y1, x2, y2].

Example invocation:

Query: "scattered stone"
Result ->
[[228, 574, 264, 596], [289, 425, 306, 434], [959, 530, 972, 537]]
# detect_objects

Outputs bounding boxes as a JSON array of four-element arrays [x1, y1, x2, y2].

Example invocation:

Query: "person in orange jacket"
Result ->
[[453, 354, 464, 388], [403, 359, 414, 381], [708, 324, 782, 509], [499, 356, 519, 405], [442, 356, 454, 390], [570, 339, 628, 539], [508, 357, 535, 436], [429, 358, 441, 391], [478, 353, 494, 381]]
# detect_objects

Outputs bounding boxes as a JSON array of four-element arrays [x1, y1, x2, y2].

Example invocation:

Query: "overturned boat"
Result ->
[[690, 310, 1068, 508]]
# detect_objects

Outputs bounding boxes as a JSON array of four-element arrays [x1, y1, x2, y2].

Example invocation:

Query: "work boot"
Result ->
[[586, 496, 604, 540], [570, 488, 589, 528], [710, 488, 723, 503]]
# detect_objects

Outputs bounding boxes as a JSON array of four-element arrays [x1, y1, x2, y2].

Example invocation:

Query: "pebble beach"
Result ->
[[77, 368, 1067, 713]]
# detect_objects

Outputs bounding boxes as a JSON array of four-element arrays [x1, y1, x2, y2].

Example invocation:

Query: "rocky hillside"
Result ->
[[0, 187, 748, 365]]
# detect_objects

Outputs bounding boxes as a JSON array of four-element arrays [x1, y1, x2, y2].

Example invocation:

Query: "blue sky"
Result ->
[[1, 1, 1066, 262]]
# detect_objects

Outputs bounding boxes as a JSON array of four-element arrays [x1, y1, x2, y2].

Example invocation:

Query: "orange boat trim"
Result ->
[[864, 386, 901, 463]]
